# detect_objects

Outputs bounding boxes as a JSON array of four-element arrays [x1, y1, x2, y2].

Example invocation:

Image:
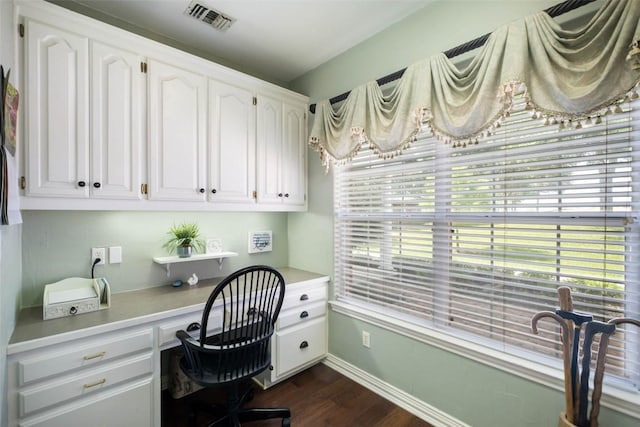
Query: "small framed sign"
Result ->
[[206, 238, 222, 254], [248, 231, 272, 254]]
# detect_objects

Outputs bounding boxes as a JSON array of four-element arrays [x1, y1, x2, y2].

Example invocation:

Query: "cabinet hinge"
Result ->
[[19, 176, 26, 190], [253, 97, 257, 106], [141, 183, 148, 195], [252, 190, 257, 200], [18, 23, 24, 38], [141, 62, 148, 73]]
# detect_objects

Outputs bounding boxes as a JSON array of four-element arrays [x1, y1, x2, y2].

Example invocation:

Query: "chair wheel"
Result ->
[[282, 417, 291, 427]]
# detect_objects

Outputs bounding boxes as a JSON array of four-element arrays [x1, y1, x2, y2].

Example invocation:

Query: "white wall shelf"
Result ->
[[153, 251, 238, 276]]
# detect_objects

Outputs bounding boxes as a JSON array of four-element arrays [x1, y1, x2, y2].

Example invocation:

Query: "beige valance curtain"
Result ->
[[309, 0, 640, 170]]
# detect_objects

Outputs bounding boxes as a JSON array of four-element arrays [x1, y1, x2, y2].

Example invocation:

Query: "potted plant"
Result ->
[[163, 222, 205, 258]]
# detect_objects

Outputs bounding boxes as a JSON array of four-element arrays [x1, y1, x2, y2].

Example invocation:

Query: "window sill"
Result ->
[[329, 300, 640, 419]]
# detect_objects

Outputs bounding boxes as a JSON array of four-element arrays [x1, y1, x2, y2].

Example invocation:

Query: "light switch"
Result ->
[[109, 246, 122, 264]]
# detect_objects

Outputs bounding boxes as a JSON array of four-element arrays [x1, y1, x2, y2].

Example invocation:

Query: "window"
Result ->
[[334, 92, 640, 390]]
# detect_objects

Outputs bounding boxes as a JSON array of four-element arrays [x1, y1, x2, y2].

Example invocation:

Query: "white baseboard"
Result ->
[[323, 354, 471, 427]]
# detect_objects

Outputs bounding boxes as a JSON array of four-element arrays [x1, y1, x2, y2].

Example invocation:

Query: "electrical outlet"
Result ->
[[362, 331, 371, 348], [91, 247, 106, 265]]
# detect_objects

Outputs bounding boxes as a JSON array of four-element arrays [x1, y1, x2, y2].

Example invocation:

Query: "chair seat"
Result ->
[[179, 355, 270, 387]]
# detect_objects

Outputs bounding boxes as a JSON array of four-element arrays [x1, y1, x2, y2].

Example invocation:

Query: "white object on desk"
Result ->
[[187, 273, 199, 286], [43, 277, 111, 320]]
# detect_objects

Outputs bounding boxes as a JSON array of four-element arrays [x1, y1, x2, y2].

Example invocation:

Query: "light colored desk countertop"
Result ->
[[8, 267, 329, 354]]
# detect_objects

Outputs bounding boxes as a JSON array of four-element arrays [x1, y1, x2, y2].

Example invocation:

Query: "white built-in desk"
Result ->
[[6, 268, 329, 427]]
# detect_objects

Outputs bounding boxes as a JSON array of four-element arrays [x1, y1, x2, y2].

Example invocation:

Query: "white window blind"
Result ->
[[334, 92, 640, 389]]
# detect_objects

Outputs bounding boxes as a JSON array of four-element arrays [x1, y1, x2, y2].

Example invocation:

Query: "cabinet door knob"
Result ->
[[199, 188, 205, 193], [278, 193, 283, 197], [78, 181, 86, 187], [211, 189, 217, 194], [300, 311, 309, 319], [299, 341, 309, 349], [186, 322, 201, 332], [300, 294, 309, 301], [93, 182, 101, 188], [284, 193, 289, 198]]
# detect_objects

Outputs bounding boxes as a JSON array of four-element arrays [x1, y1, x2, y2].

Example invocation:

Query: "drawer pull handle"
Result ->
[[299, 341, 309, 349], [83, 352, 106, 361], [300, 294, 309, 301], [300, 311, 309, 319], [187, 322, 201, 332], [83, 378, 107, 389]]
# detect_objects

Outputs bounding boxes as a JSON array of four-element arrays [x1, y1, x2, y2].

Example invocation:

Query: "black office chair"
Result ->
[[176, 265, 291, 426]]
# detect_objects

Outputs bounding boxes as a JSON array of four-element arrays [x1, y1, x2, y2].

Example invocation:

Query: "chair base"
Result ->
[[188, 383, 290, 427]]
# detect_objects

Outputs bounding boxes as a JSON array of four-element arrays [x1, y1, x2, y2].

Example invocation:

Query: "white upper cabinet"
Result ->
[[256, 94, 283, 205], [147, 59, 207, 202], [24, 19, 143, 201], [24, 19, 89, 198], [208, 79, 256, 204], [91, 41, 144, 200], [257, 96, 307, 208], [281, 102, 307, 207]]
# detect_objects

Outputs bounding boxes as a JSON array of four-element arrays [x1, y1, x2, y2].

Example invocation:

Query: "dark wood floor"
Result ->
[[162, 363, 433, 427]]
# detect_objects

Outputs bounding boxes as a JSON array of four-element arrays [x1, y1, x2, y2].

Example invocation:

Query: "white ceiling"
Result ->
[[52, 0, 433, 84]]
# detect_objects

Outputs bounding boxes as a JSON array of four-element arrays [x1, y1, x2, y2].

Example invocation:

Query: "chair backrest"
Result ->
[[177, 265, 286, 386]]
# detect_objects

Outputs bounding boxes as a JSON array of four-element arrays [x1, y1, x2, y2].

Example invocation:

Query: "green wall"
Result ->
[[288, 1, 637, 426], [20, 211, 290, 307]]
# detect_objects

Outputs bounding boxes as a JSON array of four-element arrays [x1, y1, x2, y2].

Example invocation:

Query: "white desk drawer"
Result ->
[[18, 378, 153, 427], [19, 353, 153, 417], [276, 318, 326, 377], [18, 329, 153, 386], [282, 285, 327, 311], [277, 301, 326, 330], [157, 311, 222, 348]]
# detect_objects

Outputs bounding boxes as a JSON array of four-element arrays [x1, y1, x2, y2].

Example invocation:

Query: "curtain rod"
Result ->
[[308, 0, 597, 114]]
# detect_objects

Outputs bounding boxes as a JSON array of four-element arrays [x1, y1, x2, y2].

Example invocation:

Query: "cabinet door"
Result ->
[[256, 94, 282, 205], [148, 59, 206, 201], [208, 79, 256, 204], [25, 20, 89, 198], [91, 41, 143, 200], [282, 102, 307, 206]]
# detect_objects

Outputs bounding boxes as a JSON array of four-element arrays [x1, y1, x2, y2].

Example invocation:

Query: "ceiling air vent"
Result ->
[[184, 1, 235, 32]]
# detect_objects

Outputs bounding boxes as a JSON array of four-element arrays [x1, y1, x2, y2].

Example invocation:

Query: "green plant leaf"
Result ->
[[162, 222, 205, 254]]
